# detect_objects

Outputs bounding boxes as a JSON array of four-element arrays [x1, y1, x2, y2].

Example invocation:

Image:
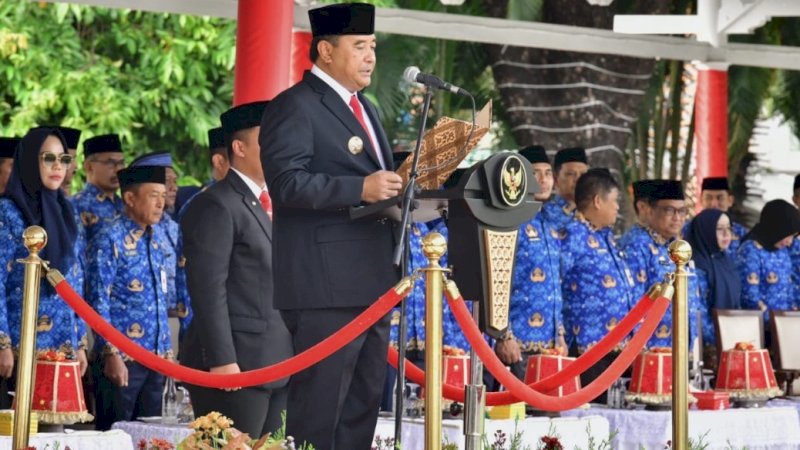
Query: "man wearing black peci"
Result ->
[[259, 3, 402, 449], [181, 102, 292, 437]]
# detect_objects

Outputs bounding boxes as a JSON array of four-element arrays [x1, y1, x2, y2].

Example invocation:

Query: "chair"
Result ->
[[770, 310, 800, 396], [713, 308, 764, 356]]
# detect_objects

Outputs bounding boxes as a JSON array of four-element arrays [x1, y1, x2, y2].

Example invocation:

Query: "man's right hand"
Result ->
[[104, 354, 129, 387], [362, 171, 403, 203], [495, 338, 522, 365], [0, 349, 14, 378], [210, 363, 242, 392]]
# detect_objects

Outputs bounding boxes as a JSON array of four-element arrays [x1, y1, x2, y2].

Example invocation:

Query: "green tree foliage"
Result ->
[[0, 1, 236, 187]]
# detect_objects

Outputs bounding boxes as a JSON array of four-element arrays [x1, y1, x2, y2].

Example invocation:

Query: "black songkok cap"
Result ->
[[518, 145, 549, 165], [118, 166, 165, 191], [632, 179, 657, 202], [794, 174, 799, 191], [220, 101, 269, 140], [83, 134, 122, 156], [392, 151, 410, 169], [57, 127, 82, 150], [208, 127, 224, 150], [701, 176, 730, 192], [649, 179, 685, 201], [554, 147, 588, 169], [0, 137, 20, 159], [308, 3, 375, 37]]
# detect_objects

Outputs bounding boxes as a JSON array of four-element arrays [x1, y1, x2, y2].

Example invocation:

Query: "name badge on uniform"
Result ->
[[161, 269, 168, 294], [348, 136, 364, 155]]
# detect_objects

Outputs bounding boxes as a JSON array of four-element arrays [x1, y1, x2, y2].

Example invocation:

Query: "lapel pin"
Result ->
[[348, 136, 364, 155]]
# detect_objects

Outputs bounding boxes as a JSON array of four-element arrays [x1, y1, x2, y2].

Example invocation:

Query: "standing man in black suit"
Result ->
[[260, 3, 403, 449], [180, 101, 293, 437]]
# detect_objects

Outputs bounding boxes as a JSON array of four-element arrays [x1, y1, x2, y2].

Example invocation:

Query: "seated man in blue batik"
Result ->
[[620, 180, 707, 350], [498, 145, 566, 381], [561, 168, 635, 401], [539, 147, 588, 232]]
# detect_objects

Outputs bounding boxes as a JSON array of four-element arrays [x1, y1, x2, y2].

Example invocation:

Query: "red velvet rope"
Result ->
[[388, 287, 657, 405], [445, 290, 669, 411], [53, 277, 409, 389]]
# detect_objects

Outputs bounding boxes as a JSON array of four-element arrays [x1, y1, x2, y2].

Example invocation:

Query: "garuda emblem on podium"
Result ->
[[499, 154, 526, 207]]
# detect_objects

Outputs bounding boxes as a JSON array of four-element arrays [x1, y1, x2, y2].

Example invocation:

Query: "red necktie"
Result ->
[[349, 95, 381, 166], [259, 190, 272, 219]]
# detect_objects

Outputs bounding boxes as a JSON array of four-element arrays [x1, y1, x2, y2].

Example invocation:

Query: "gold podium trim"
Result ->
[[482, 228, 518, 332]]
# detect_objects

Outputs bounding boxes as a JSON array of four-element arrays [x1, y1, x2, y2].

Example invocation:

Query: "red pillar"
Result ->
[[291, 30, 313, 86], [694, 63, 729, 209], [233, 0, 294, 106]]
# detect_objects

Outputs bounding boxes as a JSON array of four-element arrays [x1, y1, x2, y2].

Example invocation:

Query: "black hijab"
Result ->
[[4, 128, 78, 272], [744, 199, 800, 251], [684, 209, 741, 310]]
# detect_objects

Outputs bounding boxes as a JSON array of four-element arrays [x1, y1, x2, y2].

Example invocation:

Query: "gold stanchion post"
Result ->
[[12, 226, 47, 450], [668, 240, 691, 450], [421, 232, 447, 450]]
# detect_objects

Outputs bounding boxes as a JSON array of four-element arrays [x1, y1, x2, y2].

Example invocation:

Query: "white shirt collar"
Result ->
[[230, 167, 265, 200], [311, 64, 357, 106]]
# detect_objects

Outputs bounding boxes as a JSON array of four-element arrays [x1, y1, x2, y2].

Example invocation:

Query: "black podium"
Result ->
[[351, 151, 541, 338]]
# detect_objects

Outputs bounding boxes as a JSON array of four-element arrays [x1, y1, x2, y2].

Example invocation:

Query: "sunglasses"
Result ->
[[40, 152, 74, 167]]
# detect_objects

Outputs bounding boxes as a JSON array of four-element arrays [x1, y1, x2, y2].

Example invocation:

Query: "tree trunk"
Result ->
[[483, 0, 670, 179]]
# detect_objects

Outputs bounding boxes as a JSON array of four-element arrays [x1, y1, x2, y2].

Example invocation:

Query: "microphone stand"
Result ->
[[393, 88, 434, 445]]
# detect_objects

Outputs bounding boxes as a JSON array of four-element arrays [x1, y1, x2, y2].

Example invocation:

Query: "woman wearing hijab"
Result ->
[[0, 128, 89, 403], [684, 209, 742, 349], [736, 200, 800, 331]]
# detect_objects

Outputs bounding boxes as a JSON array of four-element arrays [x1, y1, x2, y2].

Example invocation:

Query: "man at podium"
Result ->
[[259, 3, 402, 449]]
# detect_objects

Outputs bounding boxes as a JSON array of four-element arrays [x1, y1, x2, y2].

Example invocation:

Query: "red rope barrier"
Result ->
[[388, 286, 659, 405], [52, 275, 411, 389], [446, 289, 669, 411]]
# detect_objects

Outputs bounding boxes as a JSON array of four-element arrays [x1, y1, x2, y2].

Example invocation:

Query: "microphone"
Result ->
[[403, 66, 470, 96]]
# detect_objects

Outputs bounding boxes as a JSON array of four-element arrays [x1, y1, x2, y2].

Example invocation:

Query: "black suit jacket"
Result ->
[[179, 171, 292, 389], [260, 71, 399, 310]]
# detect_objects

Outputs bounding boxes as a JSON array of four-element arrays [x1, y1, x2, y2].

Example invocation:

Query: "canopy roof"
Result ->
[[39, 0, 800, 71]]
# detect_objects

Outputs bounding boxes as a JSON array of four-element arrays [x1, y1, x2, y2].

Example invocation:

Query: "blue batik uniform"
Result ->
[[736, 239, 798, 323], [390, 221, 429, 352], [694, 268, 718, 345], [432, 219, 478, 353], [727, 221, 748, 254], [618, 223, 648, 252], [561, 215, 635, 353], [788, 238, 800, 304], [509, 214, 563, 352], [155, 214, 191, 336], [71, 183, 124, 242], [389, 219, 478, 353], [620, 227, 705, 349], [619, 224, 652, 290], [539, 194, 576, 232], [86, 215, 172, 359], [0, 199, 87, 356]]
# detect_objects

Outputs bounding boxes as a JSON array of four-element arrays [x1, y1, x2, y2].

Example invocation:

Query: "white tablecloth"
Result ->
[[115, 415, 609, 450], [113, 421, 193, 447], [562, 406, 800, 450], [0, 429, 133, 450], [374, 415, 610, 450]]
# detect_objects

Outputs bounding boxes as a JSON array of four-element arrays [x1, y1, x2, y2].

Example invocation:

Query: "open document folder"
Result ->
[[395, 100, 492, 190]]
